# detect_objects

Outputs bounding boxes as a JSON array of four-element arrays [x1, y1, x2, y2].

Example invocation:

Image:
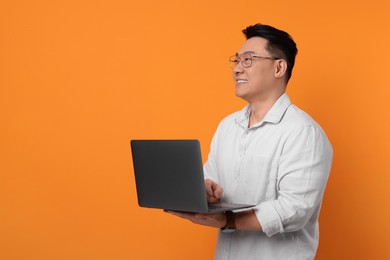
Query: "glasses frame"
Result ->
[[229, 53, 281, 69]]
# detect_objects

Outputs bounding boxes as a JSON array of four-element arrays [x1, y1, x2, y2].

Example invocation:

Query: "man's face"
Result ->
[[232, 37, 279, 103]]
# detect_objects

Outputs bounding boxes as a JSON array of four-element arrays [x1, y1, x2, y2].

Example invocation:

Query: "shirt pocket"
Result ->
[[238, 155, 278, 204]]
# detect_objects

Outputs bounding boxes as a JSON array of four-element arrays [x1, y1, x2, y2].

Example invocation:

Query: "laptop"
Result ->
[[130, 139, 254, 213]]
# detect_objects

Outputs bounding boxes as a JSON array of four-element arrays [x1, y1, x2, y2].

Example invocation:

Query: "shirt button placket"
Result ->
[[231, 130, 249, 202], [236, 131, 249, 180]]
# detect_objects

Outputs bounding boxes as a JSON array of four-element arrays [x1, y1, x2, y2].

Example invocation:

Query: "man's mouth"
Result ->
[[236, 79, 248, 85]]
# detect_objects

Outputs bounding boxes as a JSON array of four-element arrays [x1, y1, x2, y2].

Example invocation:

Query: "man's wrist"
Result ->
[[221, 211, 236, 233]]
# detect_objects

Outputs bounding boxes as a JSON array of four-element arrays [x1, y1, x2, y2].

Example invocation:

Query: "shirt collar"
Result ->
[[235, 93, 291, 129]]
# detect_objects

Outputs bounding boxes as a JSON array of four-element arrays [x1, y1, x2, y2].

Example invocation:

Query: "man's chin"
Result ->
[[235, 90, 249, 101]]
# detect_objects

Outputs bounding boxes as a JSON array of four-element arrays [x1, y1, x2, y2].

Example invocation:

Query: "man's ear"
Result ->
[[274, 59, 287, 79]]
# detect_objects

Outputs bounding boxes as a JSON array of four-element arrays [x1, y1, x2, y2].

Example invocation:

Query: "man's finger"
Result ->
[[211, 182, 223, 199], [205, 179, 215, 197], [165, 210, 194, 219]]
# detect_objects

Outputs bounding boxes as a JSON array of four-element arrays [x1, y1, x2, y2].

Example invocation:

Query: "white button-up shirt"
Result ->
[[204, 93, 333, 260]]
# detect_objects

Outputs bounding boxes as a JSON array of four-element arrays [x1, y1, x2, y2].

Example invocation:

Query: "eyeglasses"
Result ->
[[229, 53, 280, 69]]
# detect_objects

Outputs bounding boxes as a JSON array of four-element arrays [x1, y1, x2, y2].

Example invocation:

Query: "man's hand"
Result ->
[[205, 179, 223, 203], [165, 210, 226, 228], [164, 179, 225, 229]]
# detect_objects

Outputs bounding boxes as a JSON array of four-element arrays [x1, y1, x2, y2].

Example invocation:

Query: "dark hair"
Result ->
[[242, 24, 298, 83]]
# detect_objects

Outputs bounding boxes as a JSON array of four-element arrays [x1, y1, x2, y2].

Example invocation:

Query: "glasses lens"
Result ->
[[229, 55, 238, 69], [229, 54, 253, 69], [241, 53, 252, 68]]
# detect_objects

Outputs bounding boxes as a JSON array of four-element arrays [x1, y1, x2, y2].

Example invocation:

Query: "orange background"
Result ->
[[1, 0, 389, 259]]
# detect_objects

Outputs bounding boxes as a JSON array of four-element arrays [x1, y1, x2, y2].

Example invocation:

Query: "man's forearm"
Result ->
[[235, 209, 262, 231]]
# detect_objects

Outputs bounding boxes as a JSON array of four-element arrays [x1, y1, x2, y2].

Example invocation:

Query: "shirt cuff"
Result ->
[[255, 201, 284, 237]]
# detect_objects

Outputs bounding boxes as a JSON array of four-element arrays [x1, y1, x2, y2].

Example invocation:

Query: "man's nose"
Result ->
[[233, 62, 244, 74]]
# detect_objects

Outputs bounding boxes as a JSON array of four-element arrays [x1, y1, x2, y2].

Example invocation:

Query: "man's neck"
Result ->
[[248, 90, 285, 128]]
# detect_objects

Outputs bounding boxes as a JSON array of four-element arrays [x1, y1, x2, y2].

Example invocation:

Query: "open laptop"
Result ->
[[130, 140, 254, 213]]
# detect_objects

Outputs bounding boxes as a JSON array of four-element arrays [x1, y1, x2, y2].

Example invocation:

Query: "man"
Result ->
[[167, 24, 333, 260]]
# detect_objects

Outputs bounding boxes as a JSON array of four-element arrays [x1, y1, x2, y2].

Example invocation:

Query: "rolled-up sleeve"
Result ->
[[255, 124, 333, 237]]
